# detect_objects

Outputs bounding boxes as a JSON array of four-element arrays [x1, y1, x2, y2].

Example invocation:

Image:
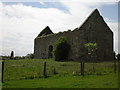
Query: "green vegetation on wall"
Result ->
[[53, 36, 70, 61], [84, 43, 97, 54], [84, 43, 97, 60]]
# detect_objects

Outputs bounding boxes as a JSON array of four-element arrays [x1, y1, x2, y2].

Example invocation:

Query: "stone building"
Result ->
[[34, 9, 113, 62]]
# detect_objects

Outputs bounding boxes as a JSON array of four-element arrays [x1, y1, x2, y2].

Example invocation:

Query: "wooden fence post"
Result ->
[[93, 63, 95, 73], [43, 62, 47, 78], [118, 61, 120, 73], [53, 68, 56, 75], [81, 62, 84, 76], [114, 60, 117, 73], [81, 62, 83, 76], [83, 62, 84, 76], [2, 62, 4, 83]]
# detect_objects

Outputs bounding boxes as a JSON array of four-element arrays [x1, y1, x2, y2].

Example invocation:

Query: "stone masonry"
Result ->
[[34, 9, 113, 62]]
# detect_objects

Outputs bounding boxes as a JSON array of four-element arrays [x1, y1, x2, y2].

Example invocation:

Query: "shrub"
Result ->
[[14, 56, 22, 60], [25, 53, 34, 59], [1, 56, 10, 60], [84, 43, 97, 55], [84, 43, 97, 60], [53, 36, 70, 61]]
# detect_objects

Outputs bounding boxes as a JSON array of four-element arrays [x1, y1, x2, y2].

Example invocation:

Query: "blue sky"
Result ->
[[3, 2, 70, 13], [0, 1, 119, 56], [100, 3, 118, 22], [3, 2, 118, 21]]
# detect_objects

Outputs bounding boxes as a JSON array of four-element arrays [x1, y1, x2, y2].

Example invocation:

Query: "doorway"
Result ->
[[48, 45, 53, 58]]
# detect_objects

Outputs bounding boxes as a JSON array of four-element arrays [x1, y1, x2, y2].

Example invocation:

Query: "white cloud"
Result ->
[[107, 22, 118, 53], [0, 2, 2, 55], [0, 1, 118, 56], [1, 3, 72, 56], [39, 1, 45, 5]]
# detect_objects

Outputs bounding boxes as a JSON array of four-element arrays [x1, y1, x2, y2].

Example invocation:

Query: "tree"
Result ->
[[84, 43, 97, 60], [53, 36, 70, 61], [84, 43, 97, 73]]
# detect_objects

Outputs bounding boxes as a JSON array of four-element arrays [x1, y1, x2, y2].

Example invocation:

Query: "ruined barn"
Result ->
[[34, 9, 113, 62]]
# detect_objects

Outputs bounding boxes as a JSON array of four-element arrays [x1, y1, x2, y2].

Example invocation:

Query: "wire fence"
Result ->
[[2, 59, 118, 81]]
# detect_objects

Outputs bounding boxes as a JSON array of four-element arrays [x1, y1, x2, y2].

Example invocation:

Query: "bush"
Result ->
[[25, 53, 34, 59], [1, 56, 10, 60], [84, 43, 98, 61], [14, 56, 22, 60], [84, 43, 97, 55], [53, 36, 70, 61]]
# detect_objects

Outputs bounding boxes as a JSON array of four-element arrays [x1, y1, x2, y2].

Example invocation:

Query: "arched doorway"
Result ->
[[48, 45, 53, 58]]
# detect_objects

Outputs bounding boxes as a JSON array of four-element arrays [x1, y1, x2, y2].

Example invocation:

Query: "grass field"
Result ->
[[3, 73, 118, 88], [1, 59, 119, 88]]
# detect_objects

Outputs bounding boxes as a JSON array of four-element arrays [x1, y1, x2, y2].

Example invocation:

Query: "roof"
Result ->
[[37, 26, 53, 37]]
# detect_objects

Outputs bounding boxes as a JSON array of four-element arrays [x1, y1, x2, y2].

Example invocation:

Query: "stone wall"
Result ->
[[34, 9, 113, 62]]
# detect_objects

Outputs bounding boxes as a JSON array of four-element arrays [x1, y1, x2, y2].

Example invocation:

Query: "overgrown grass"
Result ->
[[2, 59, 119, 88], [3, 73, 118, 88]]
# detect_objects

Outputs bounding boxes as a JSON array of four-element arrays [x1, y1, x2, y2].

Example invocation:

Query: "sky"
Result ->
[[0, 0, 119, 56]]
